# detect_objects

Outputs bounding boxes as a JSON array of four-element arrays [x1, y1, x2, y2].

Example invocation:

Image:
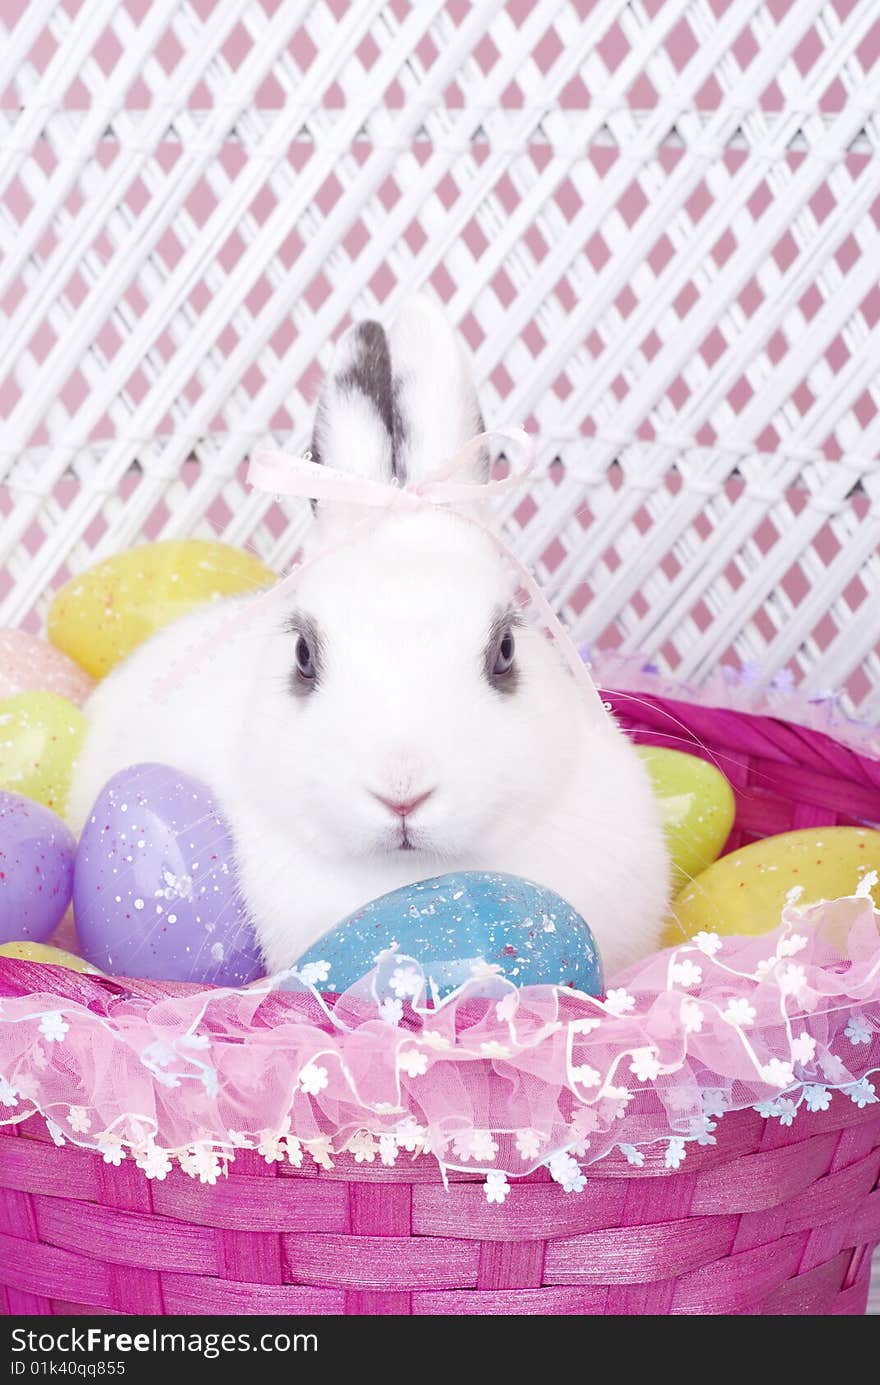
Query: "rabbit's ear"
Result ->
[[310, 319, 398, 483], [388, 295, 487, 483]]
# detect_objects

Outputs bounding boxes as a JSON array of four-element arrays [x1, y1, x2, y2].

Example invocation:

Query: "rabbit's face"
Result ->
[[248, 510, 580, 864], [243, 299, 585, 865]]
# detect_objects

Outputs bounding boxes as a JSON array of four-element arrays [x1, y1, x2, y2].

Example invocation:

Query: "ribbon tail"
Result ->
[[455, 515, 608, 718]]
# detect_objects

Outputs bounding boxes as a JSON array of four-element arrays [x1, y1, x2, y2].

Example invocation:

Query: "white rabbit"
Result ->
[[69, 297, 671, 979]]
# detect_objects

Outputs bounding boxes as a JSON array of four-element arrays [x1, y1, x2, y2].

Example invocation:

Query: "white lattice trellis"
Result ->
[[1, 0, 879, 714]]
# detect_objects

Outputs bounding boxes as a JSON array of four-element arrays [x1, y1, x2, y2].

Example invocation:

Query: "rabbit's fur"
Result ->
[[69, 298, 671, 978]]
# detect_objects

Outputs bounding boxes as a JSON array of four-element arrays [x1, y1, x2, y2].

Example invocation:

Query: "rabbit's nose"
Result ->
[[371, 789, 435, 819]]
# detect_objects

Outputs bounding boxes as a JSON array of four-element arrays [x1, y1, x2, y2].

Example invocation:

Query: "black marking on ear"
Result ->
[[336, 320, 396, 442], [484, 607, 522, 696], [390, 374, 408, 482], [474, 410, 490, 480], [310, 319, 398, 505]]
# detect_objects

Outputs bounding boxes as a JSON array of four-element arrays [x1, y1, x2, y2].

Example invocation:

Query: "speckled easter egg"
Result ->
[[0, 629, 93, 705], [664, 826, 880, 946], [637, 746, 736, 888], [291, 872, 603, 998], [73, 762, 263, 986], [48, 540, 276, 679], [0, 791, 76, 944], [0, 940, 102, 974], [0, 691, 85, 819]]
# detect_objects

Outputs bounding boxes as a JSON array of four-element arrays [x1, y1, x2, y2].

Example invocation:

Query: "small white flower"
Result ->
[[306, 1136, 334, 1169], [671, 960, 703, 989], [570, 1017, 601, 1035], [775, 1099, 798, 1127], [484, 1171, 510, 1204], [723, 996, 757, 1028], [470, 1130, 499, 1162], [349, 1131, 378, 1164], [39, 1012, 69, 1044], [820, 1051, 847, 1082], [515, 1129, 543, 1160], [692, 1116, 717, 1146], [844, 1013, 872, 1046], [396, 1119, 427, 1153], [572, 1105, 600, 1135], [549, 1152, 586, 1192], [701, 1089, 727, 1118], [803, 1084, 832, 1112], [398, 1048, 428, 1077], [226, 1128, 250, 1148], [299, 1062, 329, 1096], [619, 1143, 645, 1168], [845, 1078, 877, 1109], [629, 1048, 661, 1082], [419, 1028, 452, 1050], [379, 1133, 398, 1167], [681, 1000, 704, 1033], [495, 992, 518, 1023], [604, 987, 635, 1016], [190, 1146, 221, 1184], [282, 1135, 303, 1167], [389, 966, 421, 999], [258, 1133, 286, 1163], [762, 1058, 795, 1088], [378, 996, 403, 1026], [779, 964, 807, 997], [693, 931, 722, 956], [0, 1077, 18, 1107], [790, 1032, 817, 1064], [298, 960, 330, 986], [68, 1106, 91, 1133], [136, 1145, 172, 1181], [754, 1097, 782, 1119], [572, 1063, 601, 1088], [98, 1136, 124, 1166], [665, 1138, 686, 1170], [777, 934, 808, 957], [480, 1040, 511, 1058], [46, 1119, 66, 1147]]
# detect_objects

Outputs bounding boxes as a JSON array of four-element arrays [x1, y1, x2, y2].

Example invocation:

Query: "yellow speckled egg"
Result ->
[[638, 746, 736, 889], [48, 539, 276, 678], [0, 939, 103, 973], [0, 691, 85, 819], [663, 826, 880, 946]]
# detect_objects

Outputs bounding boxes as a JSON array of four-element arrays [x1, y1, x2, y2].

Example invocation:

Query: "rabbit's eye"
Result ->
[[295, 635, 316, 681], [485, 614, 519, 692], [494, 630, 516, 675]]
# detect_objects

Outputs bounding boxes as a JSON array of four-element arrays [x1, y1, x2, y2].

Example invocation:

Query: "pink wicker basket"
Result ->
[[1, 689, 879, 1317]]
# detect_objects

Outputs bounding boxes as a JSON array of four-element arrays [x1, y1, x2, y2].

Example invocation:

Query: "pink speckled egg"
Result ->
[[0, 629, 93, 706]]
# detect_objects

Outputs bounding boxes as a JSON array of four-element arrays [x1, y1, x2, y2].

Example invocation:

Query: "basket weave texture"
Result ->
[[1, 691, 879, 1316]]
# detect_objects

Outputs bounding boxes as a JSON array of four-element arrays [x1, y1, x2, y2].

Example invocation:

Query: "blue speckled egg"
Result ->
[[291, 871, 603, 998]]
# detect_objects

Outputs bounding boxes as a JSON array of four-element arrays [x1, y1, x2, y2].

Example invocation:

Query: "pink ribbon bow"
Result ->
[[157, 428, 607, 717]]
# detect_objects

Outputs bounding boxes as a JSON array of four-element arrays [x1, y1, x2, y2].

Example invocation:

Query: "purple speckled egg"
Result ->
[[0, 790, 76, 943], [73, 762, 264, 986]]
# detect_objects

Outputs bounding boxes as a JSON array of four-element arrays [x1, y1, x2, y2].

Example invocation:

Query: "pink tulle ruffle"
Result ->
[[1, 891, 878, 1191]]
